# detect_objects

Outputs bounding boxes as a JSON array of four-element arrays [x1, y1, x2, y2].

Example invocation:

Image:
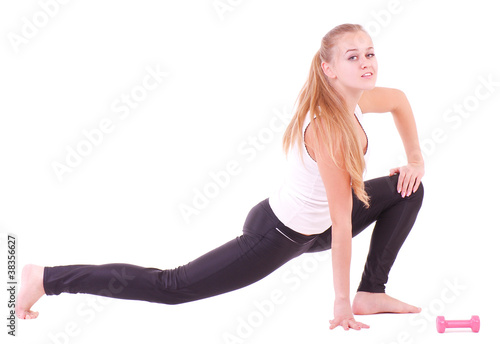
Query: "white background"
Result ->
[[1, 0, 499, 343]]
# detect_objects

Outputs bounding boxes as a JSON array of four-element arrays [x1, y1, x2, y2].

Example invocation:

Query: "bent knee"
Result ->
[[412, 181, 424, 200], [406, 181, 424, 210]]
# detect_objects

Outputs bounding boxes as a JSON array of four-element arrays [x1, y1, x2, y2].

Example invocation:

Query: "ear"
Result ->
[[321, 61, 336, 79]]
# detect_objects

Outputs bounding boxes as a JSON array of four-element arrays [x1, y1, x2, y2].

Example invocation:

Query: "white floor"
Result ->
[[1, 0, 499, 343]]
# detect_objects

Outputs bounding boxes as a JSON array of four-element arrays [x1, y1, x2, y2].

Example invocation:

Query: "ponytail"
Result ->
[[283, 24, 370, 207]]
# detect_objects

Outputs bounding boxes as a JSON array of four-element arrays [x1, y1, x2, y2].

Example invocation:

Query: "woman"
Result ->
[[17, 24, 424, 331]]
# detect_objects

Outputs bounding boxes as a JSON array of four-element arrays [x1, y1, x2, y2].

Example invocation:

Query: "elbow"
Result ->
[[331, 219, 351, 230], [392, 89, 409, 113], [329, 209, 352, 239], [330, 220, 352, 246]]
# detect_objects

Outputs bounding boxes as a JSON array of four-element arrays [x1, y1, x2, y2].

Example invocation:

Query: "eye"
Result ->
[[348, 55, 358, 61], [366, 53, 375, 58]]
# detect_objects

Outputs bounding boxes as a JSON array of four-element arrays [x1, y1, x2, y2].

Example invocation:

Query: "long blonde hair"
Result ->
[[283, 24, 370, 207]]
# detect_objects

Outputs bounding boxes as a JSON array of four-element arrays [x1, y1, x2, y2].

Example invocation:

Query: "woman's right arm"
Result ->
[[305, 121, 369, 331]]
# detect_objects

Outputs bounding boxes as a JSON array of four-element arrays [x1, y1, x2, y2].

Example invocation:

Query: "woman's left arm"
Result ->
[[359, 87, 424, 197]]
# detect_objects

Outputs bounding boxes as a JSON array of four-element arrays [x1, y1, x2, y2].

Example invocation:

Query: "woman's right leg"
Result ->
[[17, 199, 316, 319]]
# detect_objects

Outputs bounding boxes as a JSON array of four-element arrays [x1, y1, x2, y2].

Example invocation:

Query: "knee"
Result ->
[[408, 181, 424, 206], [388, 174, 424, 203], [414, 181, 424, 199]]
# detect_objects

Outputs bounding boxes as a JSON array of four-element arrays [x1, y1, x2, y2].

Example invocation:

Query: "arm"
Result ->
[[359, 87, 424, 197], [305, 121, 369, 331]]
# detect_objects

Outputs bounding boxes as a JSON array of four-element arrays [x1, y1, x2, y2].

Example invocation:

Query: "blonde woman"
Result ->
[[17, 24, 424, 331]]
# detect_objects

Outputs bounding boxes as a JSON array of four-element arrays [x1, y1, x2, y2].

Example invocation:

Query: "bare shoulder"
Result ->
[[304, 117, 334, 164], [358, 87, 407, 114], [304, 117, 319, 161]]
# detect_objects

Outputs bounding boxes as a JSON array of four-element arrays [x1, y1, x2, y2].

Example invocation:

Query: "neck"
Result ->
[[343, 90, 363, 114], [331, 82, 364, 114]]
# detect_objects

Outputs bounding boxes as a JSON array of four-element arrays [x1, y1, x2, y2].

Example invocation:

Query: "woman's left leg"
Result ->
[[353, 174, 424, 293], [305, 174, 424, 313]]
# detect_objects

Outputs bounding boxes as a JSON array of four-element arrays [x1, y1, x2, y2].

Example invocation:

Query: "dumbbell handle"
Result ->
[[443, 319, 472, 328], [437, 316, 480, 333]]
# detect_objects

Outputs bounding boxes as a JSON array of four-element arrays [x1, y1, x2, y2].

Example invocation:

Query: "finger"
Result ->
[[401, 175, 410, 197], [413, 175, 422, 193], [351, 321, 362, 330], [329, 320, 339, 330], [405, 174, 417, 197], [400, 172, 413, 197], [397, 171, 405, 194], [351, 320, 367, 330], [389, 167, 400, 176], [359, 322, 370, 329], [345, 319, 362, 330]]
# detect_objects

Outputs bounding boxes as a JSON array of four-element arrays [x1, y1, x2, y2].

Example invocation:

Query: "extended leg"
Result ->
[[17, 199, 314, 318]]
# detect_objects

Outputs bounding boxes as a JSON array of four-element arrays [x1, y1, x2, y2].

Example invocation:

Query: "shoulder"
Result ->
[[304, 116, 319, 161], [358, 87, 407, 114]]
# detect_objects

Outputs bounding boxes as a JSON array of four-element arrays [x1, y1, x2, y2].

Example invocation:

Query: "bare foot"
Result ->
[[352, 291, 421, 315], [16, 264, 46, 320]]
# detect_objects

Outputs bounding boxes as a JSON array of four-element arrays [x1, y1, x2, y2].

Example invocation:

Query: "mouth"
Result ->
[[361, 72, 374, 78]]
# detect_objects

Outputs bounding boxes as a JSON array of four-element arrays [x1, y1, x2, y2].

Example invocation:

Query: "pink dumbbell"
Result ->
[[436, 315, 480, 333]]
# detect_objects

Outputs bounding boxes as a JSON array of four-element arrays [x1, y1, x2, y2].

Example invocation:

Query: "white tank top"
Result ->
[[269, 105, 368, 235]]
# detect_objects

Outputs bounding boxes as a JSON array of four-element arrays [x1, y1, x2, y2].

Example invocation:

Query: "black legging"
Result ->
[[43, 174, 424, 304]]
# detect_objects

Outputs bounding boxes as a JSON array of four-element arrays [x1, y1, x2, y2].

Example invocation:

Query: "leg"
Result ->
[[351, 175, 424, 314], [304, 175, 424, 314], [355, 175, 424, 293], [306, 174, 422, 251], [17, 199, 314, 318]]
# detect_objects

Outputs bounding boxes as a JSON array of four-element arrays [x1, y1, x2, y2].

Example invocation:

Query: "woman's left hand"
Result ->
[[389, 161, 425, 198]]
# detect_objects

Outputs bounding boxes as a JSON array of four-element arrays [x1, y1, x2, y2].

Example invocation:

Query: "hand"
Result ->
[[329, 301, 370, 331], [389, 161, 424, 198]]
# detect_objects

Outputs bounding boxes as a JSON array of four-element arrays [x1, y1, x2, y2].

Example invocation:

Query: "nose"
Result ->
[[360, 57, 371, 69]]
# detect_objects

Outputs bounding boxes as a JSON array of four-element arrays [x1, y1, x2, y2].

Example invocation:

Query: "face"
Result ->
[[322, 31, 378, 94]]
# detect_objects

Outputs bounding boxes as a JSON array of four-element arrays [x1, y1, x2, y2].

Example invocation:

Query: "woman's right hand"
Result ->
[[329, 300, 370, 331]]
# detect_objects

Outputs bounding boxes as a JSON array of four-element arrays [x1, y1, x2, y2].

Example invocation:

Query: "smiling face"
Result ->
[[322, 30, 378, 95]]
